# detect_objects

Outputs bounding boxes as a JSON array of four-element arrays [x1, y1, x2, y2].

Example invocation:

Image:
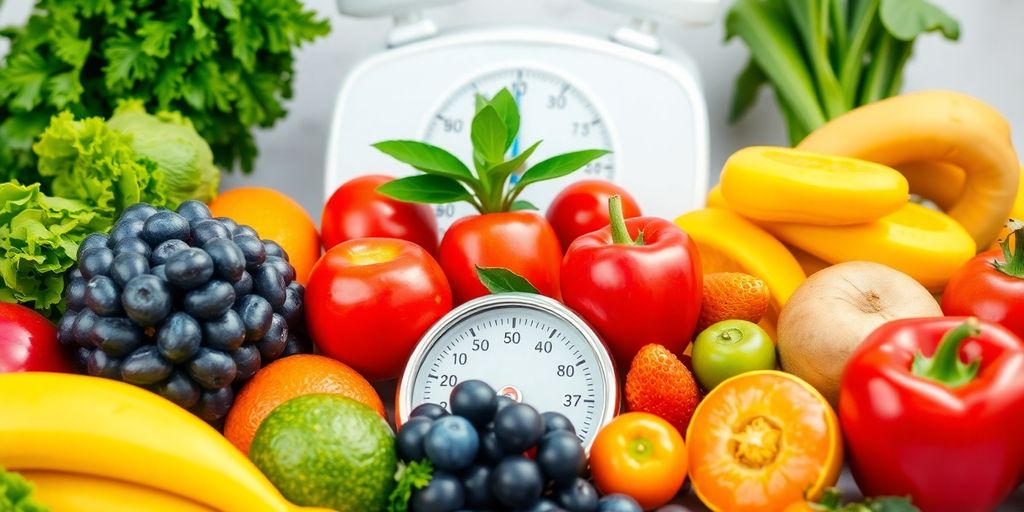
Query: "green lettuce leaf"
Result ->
[[0, 467, 49, 512]]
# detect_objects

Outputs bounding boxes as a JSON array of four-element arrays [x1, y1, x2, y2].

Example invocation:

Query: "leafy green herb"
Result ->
[[726, 0, 959, 144], [374, 88, 610, 213], [476, 266, 541, 295], [0, 0, 330, 182], [0, 466, 49, 512], [806, 488, 919, 512], [388, 460, 433, 512]]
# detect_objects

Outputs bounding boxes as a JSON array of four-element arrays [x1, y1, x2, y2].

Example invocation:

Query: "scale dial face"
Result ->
[[399, 293, 618, 448], [423, 67, 616, 232]]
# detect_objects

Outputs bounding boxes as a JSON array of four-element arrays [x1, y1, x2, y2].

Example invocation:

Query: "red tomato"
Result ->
[[439, 212, 563, 304], [321, 175, 439, 254], [0, 303, 72, 373], [546, 180, 642, 250], [305, 238, 452, 381], [942, 247, 1024, 341]]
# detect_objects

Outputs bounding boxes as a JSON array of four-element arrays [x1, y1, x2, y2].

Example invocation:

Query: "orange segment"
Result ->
[[686, 371, 842, 512]]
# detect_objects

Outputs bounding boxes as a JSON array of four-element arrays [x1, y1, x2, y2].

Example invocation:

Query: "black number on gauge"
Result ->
[[472, 339, 489, 351], [503, 331, 520, 344], [534, 341, 552, 353], [440, 374, 458, 387], [556, 364, 575, 377], [563, 394, 582, 407], [452, 353, 467, 366]]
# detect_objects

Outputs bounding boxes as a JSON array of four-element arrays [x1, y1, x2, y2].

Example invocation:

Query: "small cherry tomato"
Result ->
[[305, 238, 452, 381], [691, 319, 776, 391], [546, 180, 642, 250], [0, 303, 72, 373], [589, 412, 688, 510], [321, 175, 439, 254]]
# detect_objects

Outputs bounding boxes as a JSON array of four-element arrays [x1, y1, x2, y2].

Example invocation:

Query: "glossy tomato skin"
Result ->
[[941, 249, 1024, 340], [0, 303, 72, 373], [305, 238, 452, 381], [321, 175, 439, 254], [439, 212, 563, 305], [546, 180, 642, 250]]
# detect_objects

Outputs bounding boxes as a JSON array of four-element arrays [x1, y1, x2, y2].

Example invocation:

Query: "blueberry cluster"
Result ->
[[57, 201, 310, 422], [398, 380, 643, 512]]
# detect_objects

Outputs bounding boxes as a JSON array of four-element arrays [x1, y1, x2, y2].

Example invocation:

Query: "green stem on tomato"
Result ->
[[608, 195, 641, 246], [911, 318, 982, 388], [994, 220, 1024, 278]]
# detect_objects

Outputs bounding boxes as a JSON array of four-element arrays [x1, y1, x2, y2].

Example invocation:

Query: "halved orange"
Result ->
[[685, 370, 842, 512]]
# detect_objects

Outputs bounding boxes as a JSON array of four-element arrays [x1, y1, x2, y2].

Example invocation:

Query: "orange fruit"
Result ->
[[208, 187, 321, 284], [697, 272, 771, 332], [686, 370, 842, 512], [625, 343, 700, 436], [224, 354, 384, 454]]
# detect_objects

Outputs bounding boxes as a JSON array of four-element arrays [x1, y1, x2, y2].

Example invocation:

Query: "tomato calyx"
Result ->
[[993, 219, 1024, 278], [911, 318, 982, 388], [608, 195, 645, 246]]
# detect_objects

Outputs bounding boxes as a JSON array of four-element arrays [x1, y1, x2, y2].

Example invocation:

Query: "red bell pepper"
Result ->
[[839, 317, 1024, 512], [561, 196, 702, 370], [942, 220, 1024, 339]]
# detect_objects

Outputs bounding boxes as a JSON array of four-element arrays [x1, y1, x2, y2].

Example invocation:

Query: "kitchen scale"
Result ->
[[325, 0, 719, 232], [397, 293, 619, 449]]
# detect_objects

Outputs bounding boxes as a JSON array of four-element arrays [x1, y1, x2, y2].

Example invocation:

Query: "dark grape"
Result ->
[[157, 370, 201, 409], [94, 316, 144, 357], [57, 312, 77, 348], [496, 395, 515, 415], [72, 309, 99, 348], [554, 478, 599, 512], [77, 233, 109, 259], [79, 248, 114, 279], [494, 403, 545, 453], [461, 464, 494, 510], [397, 416, 433, 462], [156, 312, 202, 363], [215, 217, 238, 233], [477, 427, 503, 465], [489, 456, 544, 509], [108, 219, 145, 247], [86, 349, 122, 379], [121, 345, 173, 385], [281, 332, 311, 357], [187, 348, 237, 390], [202, 310, 246, 351], [120, 203, 158, 223], [230, 344, 261, 383], [165, 248, 214, 290], [176, 200, 212, 223], [233, 271, 253, 296], [64, 277, 87, 311], [112, 237, 152, 259], [183, 280, 236, 320], [85, 275, 122, 316], [263, 256, 296, 283], [521, 499, 566, 512], [232, 234, 266, 271], [598, 495, 643, 512], [150, 239, 190, 266], [276, 282, 304, 325], [255, 314, 288, 360], [537, 431, 586, 485], [121, 275, 173, 327], [262, 240, 287, 260], [254, 265, 286, 308], [410, 471, 464, 512], [193, 386, 234, 423], [410, 403, 449, 421], [191, 219, 231, 246], [236, 294, 274, 341], [425, 416, 479, 471], [150, 264, 168, 281], [542, 411, 577, 436], [450, 380, 497, 427], [141, 211, 190, 245], [110, 252, 150, 288], [232, 224, 259, 238], [204, 238, 246, 282]]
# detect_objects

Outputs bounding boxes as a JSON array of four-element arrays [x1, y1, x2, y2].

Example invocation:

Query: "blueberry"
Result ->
[[176, 200, 212, 223], [191, 219, 231, 246], [94, 316, 144, 357], [150, 264, 168, 282], [397, 416, 434, 462], [263, 256, 296, 283], [542, 411, 577, 436], [141, 211, 190, 245], [183, 280, 236, 320], [489, 456, 544, 509], [654, 506, 694, 512], [84, 276, 121, 316], [72, 309, 99, 348], [110, 252, 150, 288], [281, 332, 312, 357], [165, 248, 215, 290], [150, 239, 189, 266], [77, 233, 109, 259], [521, 499, 565, 512], [262, 240, 287, 260], [461, 464, 494, 510], [79, 248, 114, 280], [86, 349, 122, 379], [254, 265, 286, 308], [232, 224, 259, 238], [410, 403, 449, 421], [64, 277, 87, 310], [410, 471, 464, 512], [157, 370, 201, 409], [230, 344, 262, 383], [57, 312, 77, 348], [450, 380, 497, 427], [156, 312, 202, 363], [121, 274, 173, 327], [233, 271, 253, 296], [187, 348, 237, 390], [496, 395, 516, 415], [276, 282, 304, 325], [120, 203, 158, 223], [193, 386, 234, 423], [477, 427, 503, 465], [67, 267, 83, 281], [112, 237, 152, 259], [425, 416, 479, 471], [215, 217, 238, 233], [108, 219, 145, 247], [494, 403, 545, 453], [537, 431, 586, 485], [202, 310, 245, 351], [75, 347, 91, 370], [203, 238, 245, 282], [555, 478, 599, 512], [121, 345, 173, 385], [598, 495, 643, 512], [236, 294, 274, 341], [232, 234, 266, 271], [255, 314, 288, 360]]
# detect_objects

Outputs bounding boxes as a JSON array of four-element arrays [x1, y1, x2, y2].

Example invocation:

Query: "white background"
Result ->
[[2, 0, 1022, 220]]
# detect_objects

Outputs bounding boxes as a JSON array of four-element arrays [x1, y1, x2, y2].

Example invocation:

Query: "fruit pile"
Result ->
[[56, 200, 309, 422]]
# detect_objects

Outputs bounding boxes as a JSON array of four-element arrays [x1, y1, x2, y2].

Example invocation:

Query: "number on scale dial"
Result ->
[[410, 304, 608, 444], [424, 68, 616, 232]]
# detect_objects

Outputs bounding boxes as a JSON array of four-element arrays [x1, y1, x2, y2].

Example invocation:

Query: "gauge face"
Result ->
[[402, 294, 617, 447], [423, 68, 616, 232]]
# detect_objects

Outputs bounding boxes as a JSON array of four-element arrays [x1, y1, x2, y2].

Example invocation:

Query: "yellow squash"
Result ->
[[22, 471, 215, 512], [761, 203, 976, 292], [898, 161, 964, 211], [798, 90, 1020, 249], [720, 146, 908, 225]]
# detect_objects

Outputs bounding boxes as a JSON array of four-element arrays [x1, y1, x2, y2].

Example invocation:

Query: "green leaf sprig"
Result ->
[[374, 88, 610, 214], [0, 466, 49, 512], [475, 266, 540, 295], [806, 488, 919, 512], [387, 460, 433, 512]]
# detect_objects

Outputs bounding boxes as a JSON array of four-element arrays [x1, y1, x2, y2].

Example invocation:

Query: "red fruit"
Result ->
[[625, 343, 701, 436]]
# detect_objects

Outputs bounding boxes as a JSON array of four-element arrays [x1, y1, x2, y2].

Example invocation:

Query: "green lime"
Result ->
[[250, 394, 397, 512]]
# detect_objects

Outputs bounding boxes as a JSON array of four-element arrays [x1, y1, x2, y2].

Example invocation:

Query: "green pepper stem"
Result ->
[[608, 195, 642, 246], [911, 318, 982, 388], [994, 219, 1024, 278]]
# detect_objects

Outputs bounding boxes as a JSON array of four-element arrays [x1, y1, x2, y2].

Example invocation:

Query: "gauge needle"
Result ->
[[510, 86, 523, 185]]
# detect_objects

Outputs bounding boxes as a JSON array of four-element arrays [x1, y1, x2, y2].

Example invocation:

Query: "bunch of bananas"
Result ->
[[0, 372, 333, 512]]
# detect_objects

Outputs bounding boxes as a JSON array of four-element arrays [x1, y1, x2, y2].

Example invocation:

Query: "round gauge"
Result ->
[[397, 293, 619, 449], [423, 67, 616, 232]]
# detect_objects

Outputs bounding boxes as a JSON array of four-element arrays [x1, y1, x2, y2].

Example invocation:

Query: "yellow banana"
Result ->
[[21, 471, 215, 512], [0, 372, 332, 512]]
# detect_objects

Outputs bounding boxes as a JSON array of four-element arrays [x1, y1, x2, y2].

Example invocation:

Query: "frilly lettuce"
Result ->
[[0, 466, 48, 512]]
